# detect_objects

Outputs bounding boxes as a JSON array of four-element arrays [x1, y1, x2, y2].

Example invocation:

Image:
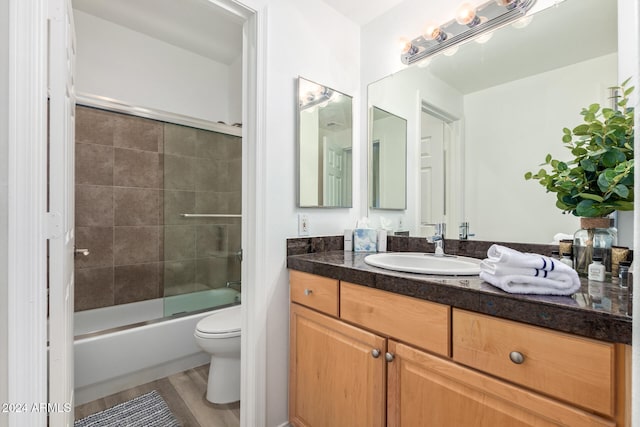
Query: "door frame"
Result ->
[[7, 1, 49, 426], [7, 1, 268, 426], [420, 101, 463, 238]]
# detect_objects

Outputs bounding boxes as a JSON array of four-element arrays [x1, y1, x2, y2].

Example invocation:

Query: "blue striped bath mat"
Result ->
[[74, 390, 180, 427]]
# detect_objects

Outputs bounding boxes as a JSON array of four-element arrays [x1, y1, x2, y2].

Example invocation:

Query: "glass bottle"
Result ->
[[618, 261, 631, 289], [573, 218, 617, 275]]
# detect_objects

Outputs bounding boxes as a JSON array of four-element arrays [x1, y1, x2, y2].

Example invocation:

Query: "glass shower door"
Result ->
[[162, 122, 242, 316]]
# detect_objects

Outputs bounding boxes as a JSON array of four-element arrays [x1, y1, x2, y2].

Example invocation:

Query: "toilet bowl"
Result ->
[[194, 304, 241, 404]]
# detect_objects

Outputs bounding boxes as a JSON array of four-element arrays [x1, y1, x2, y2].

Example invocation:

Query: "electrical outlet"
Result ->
[[298, 213, 310, 236]]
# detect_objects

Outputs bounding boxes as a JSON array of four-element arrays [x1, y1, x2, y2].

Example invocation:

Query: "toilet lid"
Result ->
[[196, 305, 241, 334]]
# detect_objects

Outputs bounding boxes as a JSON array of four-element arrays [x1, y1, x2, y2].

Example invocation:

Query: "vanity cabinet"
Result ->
[[289, 303, 386, 427], [387, 340, 614, 427], [289, 271, 629, 427], [452, 308, 616, 417]]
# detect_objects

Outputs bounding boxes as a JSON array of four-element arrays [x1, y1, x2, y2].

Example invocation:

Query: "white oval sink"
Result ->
[[364, 252, 481, 276]]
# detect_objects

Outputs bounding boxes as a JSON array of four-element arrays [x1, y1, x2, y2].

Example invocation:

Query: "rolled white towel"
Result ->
[[481, 244, 581, 295], [485, 244, 572, 274], [480, 260, 572, 279], [480, 271, 581, 296]]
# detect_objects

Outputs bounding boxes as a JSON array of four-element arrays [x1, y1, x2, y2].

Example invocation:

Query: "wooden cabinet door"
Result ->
[[290, 303, 386, 427], [387, 340, 614, 427]]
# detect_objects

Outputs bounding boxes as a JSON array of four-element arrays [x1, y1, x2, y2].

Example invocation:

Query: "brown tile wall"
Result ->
[[74, 106, 242, 312]]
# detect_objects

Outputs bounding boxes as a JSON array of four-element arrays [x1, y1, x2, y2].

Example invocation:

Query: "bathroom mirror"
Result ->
[[298, 77, 353, 207], [370, 107, 407, 209], [367, 0, 617, 243]]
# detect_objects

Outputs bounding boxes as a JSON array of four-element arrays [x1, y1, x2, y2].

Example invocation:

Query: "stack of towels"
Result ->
[[480, 244, 580, 296]]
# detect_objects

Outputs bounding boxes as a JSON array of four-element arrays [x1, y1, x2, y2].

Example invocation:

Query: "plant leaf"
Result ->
[[573, 124, 590, 135], [602, 151, 618, 167], [575, 200, 600, 217], [580, 158, 596, 172], [613, 184, 629, 198], [576, 193, 604, 202]]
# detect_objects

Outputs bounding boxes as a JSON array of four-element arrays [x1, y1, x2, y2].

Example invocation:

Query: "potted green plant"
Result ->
[[525, 79, 634, 273], [525, 78, 634, 217]]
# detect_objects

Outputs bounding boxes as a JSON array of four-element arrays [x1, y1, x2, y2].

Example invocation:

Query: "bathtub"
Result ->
[[74, 287, 240, 405]]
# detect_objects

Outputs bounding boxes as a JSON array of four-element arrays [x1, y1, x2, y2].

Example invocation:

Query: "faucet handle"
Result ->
[[421, 222, 446, 235]]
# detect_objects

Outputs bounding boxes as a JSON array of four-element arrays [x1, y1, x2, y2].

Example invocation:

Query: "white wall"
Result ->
[[464, 53, 616, 243], [229, 56, 243, 124], [0, 0, 9, 425], [255, 1, 360, 423], [74, 10, 239, 124], [617, 1, 640, 424]]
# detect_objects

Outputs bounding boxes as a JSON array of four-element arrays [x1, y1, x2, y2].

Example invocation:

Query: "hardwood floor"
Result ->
[[74, 364, 240, 427]]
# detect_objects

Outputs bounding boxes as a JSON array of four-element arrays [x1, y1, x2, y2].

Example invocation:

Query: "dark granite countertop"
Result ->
[[287, 250, 632, 345]]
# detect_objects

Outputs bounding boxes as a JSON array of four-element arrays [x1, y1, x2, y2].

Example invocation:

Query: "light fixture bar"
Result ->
[[401, 0, 535, 65]]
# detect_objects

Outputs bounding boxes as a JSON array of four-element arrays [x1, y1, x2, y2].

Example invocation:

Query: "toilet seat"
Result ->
[[195, 305, 241, 338]]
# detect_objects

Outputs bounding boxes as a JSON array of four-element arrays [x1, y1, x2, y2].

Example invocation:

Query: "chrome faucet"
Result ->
[[425, 223, 446, 256]]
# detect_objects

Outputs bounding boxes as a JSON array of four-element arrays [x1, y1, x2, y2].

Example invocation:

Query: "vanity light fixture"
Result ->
[[299, 80, 336, 110], [400, 0, 535, 65]]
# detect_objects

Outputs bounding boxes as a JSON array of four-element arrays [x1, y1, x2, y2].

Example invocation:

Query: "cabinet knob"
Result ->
[[385, 352, 395, 362], [304, 289, 313, 296], [509, 351, 525, 364], [371, 349, 381, 358]]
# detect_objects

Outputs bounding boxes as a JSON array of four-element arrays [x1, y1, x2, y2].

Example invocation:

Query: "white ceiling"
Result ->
[[72, 0, 244, 64], [72, 0, 402, 65]]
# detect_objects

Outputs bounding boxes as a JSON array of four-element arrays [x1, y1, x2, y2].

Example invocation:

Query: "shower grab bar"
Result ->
[[180, 213, 242, 218]]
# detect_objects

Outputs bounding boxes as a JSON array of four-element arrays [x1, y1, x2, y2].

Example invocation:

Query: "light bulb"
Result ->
[[455, 2, 481, 27], [423, 22, 447, 42], [399, 38, 418, 55]]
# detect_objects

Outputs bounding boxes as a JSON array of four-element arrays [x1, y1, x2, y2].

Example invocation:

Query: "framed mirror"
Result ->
[[367, 0, 617, 243], [297, 77, 353, 208], [369, 106, 407, 209]]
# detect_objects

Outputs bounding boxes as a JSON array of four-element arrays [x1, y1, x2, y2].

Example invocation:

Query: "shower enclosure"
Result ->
[[74, 103, 242, 332], [73, 102, 243, 403]]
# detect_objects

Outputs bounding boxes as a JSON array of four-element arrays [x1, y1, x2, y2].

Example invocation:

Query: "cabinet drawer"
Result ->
[[452, 309, 615, 416], [289, 270, 339, 317], [340, 282, 450, 357]]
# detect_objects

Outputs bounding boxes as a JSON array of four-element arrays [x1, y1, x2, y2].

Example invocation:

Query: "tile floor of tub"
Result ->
[[74, 364, 240, 427]]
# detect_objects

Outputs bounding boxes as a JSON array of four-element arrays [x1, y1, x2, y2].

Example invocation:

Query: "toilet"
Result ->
[[194, 304, 241, 404]]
